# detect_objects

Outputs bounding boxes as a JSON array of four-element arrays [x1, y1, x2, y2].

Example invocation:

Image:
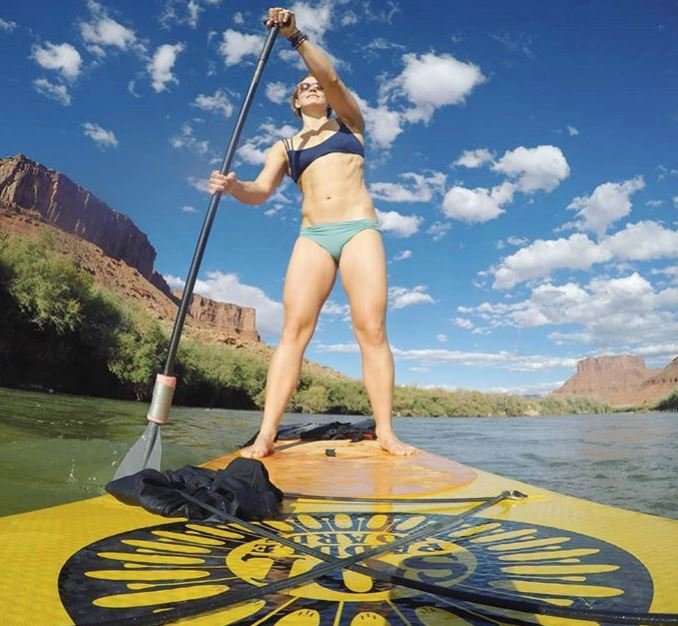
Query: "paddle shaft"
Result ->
[[112, 25, 280, 480], [164, 25, 280, 376]]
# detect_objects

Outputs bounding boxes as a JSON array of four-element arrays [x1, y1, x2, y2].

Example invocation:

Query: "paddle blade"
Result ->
[[113, 422, 162, 479]]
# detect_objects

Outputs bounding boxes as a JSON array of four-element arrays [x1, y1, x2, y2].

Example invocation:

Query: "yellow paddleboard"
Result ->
[[1, 438, 676, 625]]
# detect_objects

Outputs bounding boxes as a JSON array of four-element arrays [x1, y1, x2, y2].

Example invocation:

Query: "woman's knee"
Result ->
[[280, 318, 315, 346], [354, 320, 387, 348]]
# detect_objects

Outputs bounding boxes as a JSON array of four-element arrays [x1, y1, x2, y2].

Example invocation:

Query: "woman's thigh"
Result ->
[[282, 236, 338, 331], [338, 229, 388, 328]]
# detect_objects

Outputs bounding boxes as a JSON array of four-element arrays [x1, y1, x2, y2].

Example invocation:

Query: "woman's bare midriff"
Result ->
[[298, 153, 376, 226]]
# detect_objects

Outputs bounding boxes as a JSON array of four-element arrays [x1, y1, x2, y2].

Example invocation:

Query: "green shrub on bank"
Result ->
[[536, 395, 612, 415], [0, 232, 615, 416], [654, 388, 678, 411], [0, 234, 168, 399]]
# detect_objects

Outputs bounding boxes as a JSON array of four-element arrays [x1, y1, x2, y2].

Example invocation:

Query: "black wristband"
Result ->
[[288, 30, 308, 49]]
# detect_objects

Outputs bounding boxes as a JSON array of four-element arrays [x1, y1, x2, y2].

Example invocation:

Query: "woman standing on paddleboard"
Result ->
[[208, 6, 413, 458]]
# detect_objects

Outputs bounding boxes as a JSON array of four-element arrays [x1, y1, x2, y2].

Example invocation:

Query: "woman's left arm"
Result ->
[[267, 7, 364, 132]]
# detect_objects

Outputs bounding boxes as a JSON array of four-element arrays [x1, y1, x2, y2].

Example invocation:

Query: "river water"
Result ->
[[0, 386, 676, 519]]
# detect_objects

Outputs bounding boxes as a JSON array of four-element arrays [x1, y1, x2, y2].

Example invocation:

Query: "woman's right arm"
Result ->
[[208, 141, 288, 205]]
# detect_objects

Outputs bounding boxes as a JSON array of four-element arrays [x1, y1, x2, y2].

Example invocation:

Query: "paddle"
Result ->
[[113, 23, 281, 481]]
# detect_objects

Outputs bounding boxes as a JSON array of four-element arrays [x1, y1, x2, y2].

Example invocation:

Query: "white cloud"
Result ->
[[290, 0, 332, 43], [238, 143, 268, 166], [364, 1, 400, 24], [164, 274, 185, 290], [436, 334, 447, 343], [567, 125, 579, 136], [492, 145, 570, 194], [266, 81, 289, 105], [453, 317, 475, 330], [80, 2, 142, 55], [31, 42, 82, 80], [181, 205, 198, 213], [389, 285, 435, 309], [188, 176, 210, 193], [233, 12, 244, 25], [492, 233, 610, 289], [170, 123, 209, 156], [166, 271, 283, 337], [602, 220, 678, 261], [492, 220, 678, 289], [392, 250, 412, 262], [651, 266, 678, 283], [492, 32, 534, 58], [489, 381, 564, 396], [315, 342, 360, 354], [443, 146, 568, 224], [187, 1, 202, 28], [354, 94, 403, 150], [442, 182, 515, 223], [656, 165, 678, 182], [427, 221, 451, 241], [568, 176, 645, 237], [390, 347, 578, 372], [33, 78, 71, 106], [148, 43, 184, 92], [341, 11, 358, 26], [315, 342, 578, 373], [219, 29, 264, 66], [192, 89, 234, 117], [0, 18, 17, 32], [321, 300, 350, 318], [82, 122, 118, 148], [375, 209, 423, 238], [159, 0, 206, 28], [364, 37, 406, 58], [507, 236, 529, 246], [238, 121, 298, 167], [370, 171, 446, 203], [466, 273, 678, 356], [382, 52, 486, 123], [454, 148, 494, 169]]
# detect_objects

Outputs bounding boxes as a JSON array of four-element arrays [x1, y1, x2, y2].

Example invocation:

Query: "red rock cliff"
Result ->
[[0, 155, 261, 344], [173, 291, 260, 342], [0, 154, 165, 289], [552, 355, 660, 404]]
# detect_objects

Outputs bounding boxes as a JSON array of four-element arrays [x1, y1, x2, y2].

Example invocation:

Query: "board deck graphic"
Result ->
[[1, 438, 676, 625]]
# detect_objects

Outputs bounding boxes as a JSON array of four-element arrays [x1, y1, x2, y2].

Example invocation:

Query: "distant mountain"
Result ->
[[551, 355, 677, 407]]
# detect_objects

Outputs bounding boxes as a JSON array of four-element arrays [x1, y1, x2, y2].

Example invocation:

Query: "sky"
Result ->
[[1, 0, 678, 395]]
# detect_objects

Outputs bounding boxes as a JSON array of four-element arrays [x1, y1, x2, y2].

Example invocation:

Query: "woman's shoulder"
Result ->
[[337, 117, 364, 137]]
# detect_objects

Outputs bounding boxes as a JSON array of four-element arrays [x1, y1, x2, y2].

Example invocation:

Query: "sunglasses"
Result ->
[[297, 81, 324, 93]]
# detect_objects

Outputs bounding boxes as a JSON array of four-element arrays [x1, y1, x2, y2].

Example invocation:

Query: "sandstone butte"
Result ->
[[2, 154, 676, 404], [552, 355, 678, 407]]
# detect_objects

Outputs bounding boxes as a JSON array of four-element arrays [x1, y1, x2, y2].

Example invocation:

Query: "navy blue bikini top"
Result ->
[[283, 119, 365, 183]]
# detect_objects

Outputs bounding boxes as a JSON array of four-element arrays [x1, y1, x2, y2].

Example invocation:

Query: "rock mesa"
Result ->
[[0, 153, 167, 291]]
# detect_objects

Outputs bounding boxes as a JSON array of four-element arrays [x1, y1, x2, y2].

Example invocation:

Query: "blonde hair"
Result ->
[[290, 76, 332, 118]]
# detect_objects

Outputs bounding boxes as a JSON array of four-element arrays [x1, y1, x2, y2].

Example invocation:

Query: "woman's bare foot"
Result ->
[[240, 432, 276, 458], [376, 430, 415, 456]]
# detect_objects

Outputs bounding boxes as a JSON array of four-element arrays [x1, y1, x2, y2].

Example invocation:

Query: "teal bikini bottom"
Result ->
[[299, 218, 380, 263]]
